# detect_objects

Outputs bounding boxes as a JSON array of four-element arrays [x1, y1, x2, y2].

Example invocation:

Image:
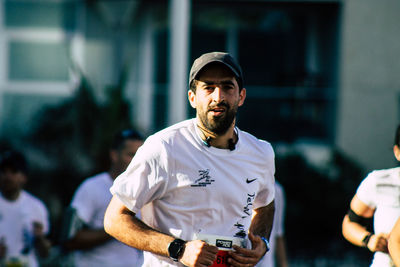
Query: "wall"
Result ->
[[337, 0, 400, 171]]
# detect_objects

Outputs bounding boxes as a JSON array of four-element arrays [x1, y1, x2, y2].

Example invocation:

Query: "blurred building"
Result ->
[[0, 0, 399, 172]]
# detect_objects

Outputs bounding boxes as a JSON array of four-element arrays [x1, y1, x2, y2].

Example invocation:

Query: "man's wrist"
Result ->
[[362, 232, 372, 248], [168, 238, 186, 262], [260, 237, 270, 256]]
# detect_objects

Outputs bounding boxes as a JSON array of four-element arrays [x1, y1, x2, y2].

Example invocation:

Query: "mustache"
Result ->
[[208, 102, 230, 110]]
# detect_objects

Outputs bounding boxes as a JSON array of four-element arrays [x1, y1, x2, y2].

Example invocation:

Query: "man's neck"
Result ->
[[108, 168, 119, 181], [1, 190, 21, 201], [197, 120, 237, 149]]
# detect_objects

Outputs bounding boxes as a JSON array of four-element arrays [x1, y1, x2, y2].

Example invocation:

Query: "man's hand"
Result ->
[[179, 240, 219, 267], [32, 222, 51, 258], [0, 237, 6, 259], [368, 233, 388, 253], [33, 222, 45, 237], [228, 232, 266, 267]]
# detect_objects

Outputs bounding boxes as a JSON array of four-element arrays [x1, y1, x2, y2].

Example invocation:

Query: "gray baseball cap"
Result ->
[[189, 52, 243, 89]]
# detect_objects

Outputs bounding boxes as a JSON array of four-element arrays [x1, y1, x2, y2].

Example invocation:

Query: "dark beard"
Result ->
[[199, 103, 237, 135]]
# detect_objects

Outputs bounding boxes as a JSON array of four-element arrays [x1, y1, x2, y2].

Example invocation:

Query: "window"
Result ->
[[9, 41, 69, 81], [190, 2, 340, 142], [5, 1, 76, 30]]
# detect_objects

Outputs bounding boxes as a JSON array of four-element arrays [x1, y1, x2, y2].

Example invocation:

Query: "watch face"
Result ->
[[168, 239, 186, 261]]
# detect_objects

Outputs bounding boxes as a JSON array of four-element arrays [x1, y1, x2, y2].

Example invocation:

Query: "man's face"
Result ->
[[188, 63, 246, 135], [0, 168, 26, 195], [111, 139, 143, 175]]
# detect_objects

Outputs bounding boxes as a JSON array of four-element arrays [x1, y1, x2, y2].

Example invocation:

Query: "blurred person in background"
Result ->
[[104, 52, 275, 267], [0, 150, 51, 267], [258, 181, 288, 267], [342, 124, 400, 266], [63, 129, 144, 267]]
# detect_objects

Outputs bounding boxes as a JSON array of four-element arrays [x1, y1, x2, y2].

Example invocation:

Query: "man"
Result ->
[[104, 52, 275, 267], [0, 150, 51, 267], [342, 123, 400, 266], [63, 129, 144, 267]]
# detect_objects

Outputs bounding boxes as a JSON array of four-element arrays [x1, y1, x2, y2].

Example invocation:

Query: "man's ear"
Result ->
[[188, 90, 196, 108], [238, 88, 246, 107], [394, 145, 400, 161], [20, 172, 28, 186], [110, 150, 118, 164]]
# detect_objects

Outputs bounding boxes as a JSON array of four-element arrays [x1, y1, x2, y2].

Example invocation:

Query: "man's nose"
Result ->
[[212, 87, 224, 102]]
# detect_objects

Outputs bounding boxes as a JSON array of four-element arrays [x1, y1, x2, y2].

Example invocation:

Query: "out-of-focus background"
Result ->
[[0, 0, 399, 265]]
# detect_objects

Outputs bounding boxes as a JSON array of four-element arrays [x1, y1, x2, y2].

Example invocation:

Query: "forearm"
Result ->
[[342, 215, 370, 247], [104, 196, 175, 257], [389, 235, 400, 266], [64, 229, 112, 250], [249, 201, 275, 239], [389, 219, 400, 266], [275, 236, 288, 267]]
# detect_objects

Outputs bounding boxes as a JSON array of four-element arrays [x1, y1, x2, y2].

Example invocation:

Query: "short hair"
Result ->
[[395, 124, 400, 146], [111, 129, 144, 151], [0, 150, 28, 175], [189, 79, 198, 93]]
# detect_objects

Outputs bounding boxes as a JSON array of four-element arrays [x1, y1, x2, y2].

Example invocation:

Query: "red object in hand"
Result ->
[[211, 250, 229, 267]]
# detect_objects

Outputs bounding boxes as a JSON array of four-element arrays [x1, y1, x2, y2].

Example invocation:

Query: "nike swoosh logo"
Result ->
[[246, 178, 257, 183]]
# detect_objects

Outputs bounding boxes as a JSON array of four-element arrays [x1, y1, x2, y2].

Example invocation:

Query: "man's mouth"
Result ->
[[209, 107, 226, 116]]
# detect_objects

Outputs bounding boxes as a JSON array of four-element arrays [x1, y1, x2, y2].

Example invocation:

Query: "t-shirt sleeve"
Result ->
[[31, 198, 50, 235], [273, 182, 286, 236], [40, 202, 50, 235], [110, 136, 170, 214], [356, 172, 378, 209], [253, 143, 275, 209], [70, 180, 96, 224]]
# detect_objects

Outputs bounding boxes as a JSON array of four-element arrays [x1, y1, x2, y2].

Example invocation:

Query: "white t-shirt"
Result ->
[[257, 182, 285, 267], [0, 190, 49, 267], [356, 166, 400, 267], [71, 172, 143, 267], [110, 119, 275, 267]]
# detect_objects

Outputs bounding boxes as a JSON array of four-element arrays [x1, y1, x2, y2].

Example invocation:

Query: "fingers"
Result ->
[[228, 233, 267, 267], [248, 232, 256, 242], [368, 233, 389, 253], [380, 233, 389, 239], [376, 234, 389, 253], [180, 240, 218, 267], [228, 245, 259, 267], [199, 244, 219, 266], [228, 255, 257, 267]]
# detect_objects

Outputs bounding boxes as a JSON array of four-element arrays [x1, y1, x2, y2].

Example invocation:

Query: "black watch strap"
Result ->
[[362, 233, 372, 248], [168, 238, 186, 262]]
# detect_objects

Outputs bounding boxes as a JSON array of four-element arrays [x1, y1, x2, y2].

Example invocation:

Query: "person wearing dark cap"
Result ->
[[0, 150, 51, 267], [104, 52, 275, 267], [63, 129, 144, 267]]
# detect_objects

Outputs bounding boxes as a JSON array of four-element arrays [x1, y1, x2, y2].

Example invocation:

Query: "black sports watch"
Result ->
[[168, 238, 186, 262]]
